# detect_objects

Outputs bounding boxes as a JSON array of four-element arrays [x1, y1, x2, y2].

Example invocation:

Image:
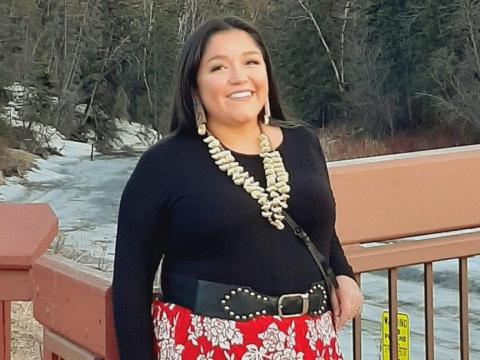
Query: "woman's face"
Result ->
[[196, 29, 268, 128]]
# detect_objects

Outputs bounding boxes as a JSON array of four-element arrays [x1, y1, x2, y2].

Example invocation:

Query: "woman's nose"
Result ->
[[228, 65, 248, 84]]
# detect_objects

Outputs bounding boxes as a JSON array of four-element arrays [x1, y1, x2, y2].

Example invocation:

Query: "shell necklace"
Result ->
[[202, 124, 290, 230]]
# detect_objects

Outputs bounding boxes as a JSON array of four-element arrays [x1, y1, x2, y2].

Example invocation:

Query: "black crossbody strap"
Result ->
[[282, 211, 339, 295]]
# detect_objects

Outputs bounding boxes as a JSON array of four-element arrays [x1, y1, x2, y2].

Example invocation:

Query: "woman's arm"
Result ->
[[310, 127, 363, 330], [329, 229, 355, 279], [112, 150, 166, 359]]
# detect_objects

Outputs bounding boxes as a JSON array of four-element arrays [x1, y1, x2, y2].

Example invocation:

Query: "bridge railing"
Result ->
[[2, 144, 479, 360]]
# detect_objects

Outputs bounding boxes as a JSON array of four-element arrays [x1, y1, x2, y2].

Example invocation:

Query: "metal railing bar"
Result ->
[[424, 262, 434, 360], [353, 273, 362, 360], [459, 257, 469, 360], [388, 268, 399, 360]]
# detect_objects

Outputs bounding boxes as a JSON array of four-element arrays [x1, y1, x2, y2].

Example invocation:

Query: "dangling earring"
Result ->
[[193, 94, 207, 135], [264, 97, 271, 126]]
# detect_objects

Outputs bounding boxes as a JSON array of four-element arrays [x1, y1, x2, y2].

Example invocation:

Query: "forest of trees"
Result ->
[[0, 0, 479, 142]]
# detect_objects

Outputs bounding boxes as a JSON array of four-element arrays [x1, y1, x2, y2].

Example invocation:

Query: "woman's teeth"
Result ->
[[229, 91, 252, 99]]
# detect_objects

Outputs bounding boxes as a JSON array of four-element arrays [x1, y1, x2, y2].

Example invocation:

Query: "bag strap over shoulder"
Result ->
[[282, 211, 339, 294]]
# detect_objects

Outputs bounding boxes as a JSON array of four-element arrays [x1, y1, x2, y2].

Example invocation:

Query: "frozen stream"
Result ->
[[1, 139, 478, 360]]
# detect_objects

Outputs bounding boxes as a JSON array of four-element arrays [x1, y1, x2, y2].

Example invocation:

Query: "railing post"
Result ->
[[424, 262, 434, 360], [0, 300, 11, 360], [459, 258, 469, 360], [388, 268, 398, 360], [353, 273, 362, 360], [0, 204, 58, 360]]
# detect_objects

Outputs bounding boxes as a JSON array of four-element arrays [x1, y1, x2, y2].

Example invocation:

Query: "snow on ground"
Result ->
[[108, 117, 159, 152], [0, 83, 159, 273], [1, 82, 160, 155]]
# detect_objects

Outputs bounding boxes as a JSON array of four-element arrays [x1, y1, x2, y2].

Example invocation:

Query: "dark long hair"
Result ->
[[169, 16, 297, 134]]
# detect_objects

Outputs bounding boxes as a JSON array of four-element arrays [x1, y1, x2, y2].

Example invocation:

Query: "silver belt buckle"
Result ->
[[278, 293, 309, 318]]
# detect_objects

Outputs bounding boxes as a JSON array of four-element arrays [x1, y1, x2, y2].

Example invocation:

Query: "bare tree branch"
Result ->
[[340, 1, 355, 85], [296, 0, 345, 94]]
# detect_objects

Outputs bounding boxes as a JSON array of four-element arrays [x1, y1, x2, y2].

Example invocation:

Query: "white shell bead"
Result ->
[[207, 141, 220, 149], [266, 186, 278, 193], [258, 197, 268, 205], [233, 178, 245, 185], [251, 190, 262, 199], [203, 136, 215, 143], [215, 158, 231, 166], [244, 177, 254, 186], [211, 150, 229, 160], [272, 206, 283, 213], [232, 172, 247, 181]]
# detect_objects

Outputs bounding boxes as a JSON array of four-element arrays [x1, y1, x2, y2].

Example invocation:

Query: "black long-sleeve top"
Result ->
[[112, 124, 354, 359]]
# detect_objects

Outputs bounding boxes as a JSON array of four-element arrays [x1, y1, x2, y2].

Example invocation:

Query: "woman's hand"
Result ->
[[330, 275, 364, 332]]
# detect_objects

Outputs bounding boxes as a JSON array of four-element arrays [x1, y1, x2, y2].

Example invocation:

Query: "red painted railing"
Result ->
[[2, 144, 480, 360]]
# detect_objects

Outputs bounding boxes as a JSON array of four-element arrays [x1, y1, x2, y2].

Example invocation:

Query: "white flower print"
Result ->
[[316, 313, 335, 344], [305, 319, 319, 351], [258, 323, 287, 353], [153, 313, 184, 360], [196, 349, 215, 360], [157, 338, 184, 360], [306, 312, 336, 351], [153, 312, 173, 341], [203, 317, 244, 350], [188, 314, 203, 345], [286, 322, 296, 349], [272, 348, 304, 360], [240, 344, 268, 360]]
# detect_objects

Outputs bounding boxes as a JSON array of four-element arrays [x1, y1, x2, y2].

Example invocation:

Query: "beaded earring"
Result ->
[[264, 98, 271, 126], [193, 94, 207, 135]]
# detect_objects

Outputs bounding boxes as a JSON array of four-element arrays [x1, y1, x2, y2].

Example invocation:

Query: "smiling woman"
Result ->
[[196, 30, 268, 134], [112, 16, 363, 360]]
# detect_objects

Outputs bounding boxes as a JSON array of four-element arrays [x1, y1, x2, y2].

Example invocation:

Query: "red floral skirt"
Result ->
[[152, 299, 344, 360]]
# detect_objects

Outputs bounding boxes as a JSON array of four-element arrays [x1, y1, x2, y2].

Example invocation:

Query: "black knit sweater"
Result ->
[[112, 125, 354, 359]]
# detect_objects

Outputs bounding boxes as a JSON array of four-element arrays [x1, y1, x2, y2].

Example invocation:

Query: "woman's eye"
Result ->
[[246, 60, 260, 65], [211, 65, 225, 72]]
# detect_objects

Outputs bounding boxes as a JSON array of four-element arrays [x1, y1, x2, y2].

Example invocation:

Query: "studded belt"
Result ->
[[160, 273, 331, 321]]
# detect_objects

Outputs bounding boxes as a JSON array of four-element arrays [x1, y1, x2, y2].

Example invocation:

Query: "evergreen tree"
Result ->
[[364, 0, 458, 133]]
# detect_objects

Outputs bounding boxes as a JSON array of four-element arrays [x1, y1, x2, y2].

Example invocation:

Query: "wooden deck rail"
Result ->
[[0, 204, 58, 360], [329, 144, 480, 360], [4, 144, 480, 359]]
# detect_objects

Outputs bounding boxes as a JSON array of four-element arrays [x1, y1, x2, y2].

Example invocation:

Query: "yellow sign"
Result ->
[[381, 311, 410, 360]]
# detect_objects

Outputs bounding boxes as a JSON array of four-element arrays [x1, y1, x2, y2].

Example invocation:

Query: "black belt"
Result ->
[[160, 273, 331, 321]]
